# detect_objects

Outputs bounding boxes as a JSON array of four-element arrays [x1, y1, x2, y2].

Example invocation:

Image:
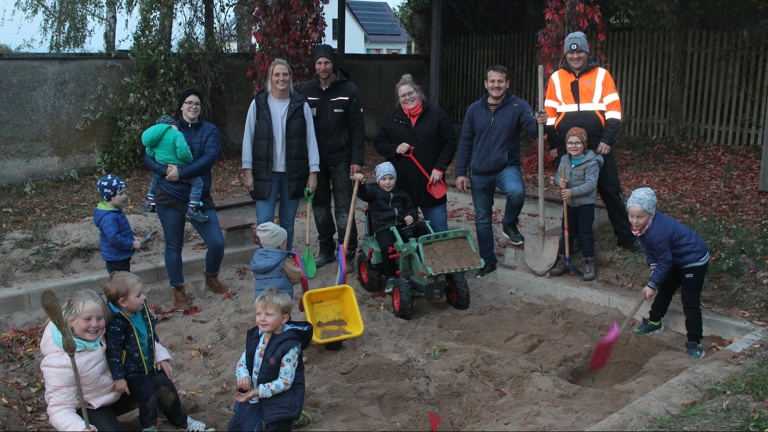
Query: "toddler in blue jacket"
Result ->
[[627, 188, 710, 359], [251, 222, 303, 300], [94, 174, 141, 274]]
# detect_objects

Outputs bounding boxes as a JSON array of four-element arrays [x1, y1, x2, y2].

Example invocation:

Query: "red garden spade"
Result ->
[[428, 411, 454, 432], [402, 147, 447, 199], [589, 292, 646, 372], [337, 180, 360, 285]]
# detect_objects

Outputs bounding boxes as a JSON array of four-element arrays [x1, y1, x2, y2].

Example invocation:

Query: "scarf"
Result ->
[[402, 100, 423, 126], [631, 216, 654, 238], [51, 320, 101, 352]]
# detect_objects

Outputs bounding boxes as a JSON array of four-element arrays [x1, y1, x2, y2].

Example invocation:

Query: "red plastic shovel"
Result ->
[[402, 147, 447, 199], [589, 292, 646, 372]]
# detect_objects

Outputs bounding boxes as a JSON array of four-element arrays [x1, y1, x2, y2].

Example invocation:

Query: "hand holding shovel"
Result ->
[[41, 290, 90, 431], [402, 147, 447, 199]]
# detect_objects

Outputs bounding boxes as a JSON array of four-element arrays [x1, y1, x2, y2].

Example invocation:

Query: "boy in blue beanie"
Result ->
[[94, 174, 141, 274]]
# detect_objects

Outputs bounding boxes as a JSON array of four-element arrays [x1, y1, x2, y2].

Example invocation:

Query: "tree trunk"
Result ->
[[666, 0, 691, 141], [235, 0, 253, 53], [103, 0, 116, 54], [204, 0, 214, 47], [158, 0, 174, 51]]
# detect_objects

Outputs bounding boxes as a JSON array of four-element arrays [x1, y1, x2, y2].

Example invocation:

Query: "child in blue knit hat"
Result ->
[[627, 187, 710, 359], [94, 174, 141, 274], [141, 115, 207, 223]]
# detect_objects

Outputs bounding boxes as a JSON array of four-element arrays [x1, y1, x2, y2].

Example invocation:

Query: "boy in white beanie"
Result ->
[[250, 222, 303, 299], [352, 162, 418, 293], [627, 187, 710, 359]]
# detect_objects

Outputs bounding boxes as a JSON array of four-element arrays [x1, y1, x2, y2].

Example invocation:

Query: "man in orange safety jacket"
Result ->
[[545, 31, 643, 254]]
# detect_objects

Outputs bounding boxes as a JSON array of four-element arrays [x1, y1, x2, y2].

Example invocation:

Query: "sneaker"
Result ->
[[142, 427, 159, 432], [185, 416, 214, 431], [685, 341, 705, 359], [315, 252, 336, 268], [475, 262, 497, 278], [502, 224, 524, 246], [293, 410, 312, 429], [186, 208, 209, 223], [631, 317, 664, 335], [385, 278, 396, 294], [143, 200, 156, 213]]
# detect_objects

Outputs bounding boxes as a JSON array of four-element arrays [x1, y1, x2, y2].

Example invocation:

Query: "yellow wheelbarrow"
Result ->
[[302, 284, 364, 351]]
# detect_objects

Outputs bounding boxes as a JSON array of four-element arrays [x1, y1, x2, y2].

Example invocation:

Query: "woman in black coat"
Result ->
[[373, 74, 457, 233]]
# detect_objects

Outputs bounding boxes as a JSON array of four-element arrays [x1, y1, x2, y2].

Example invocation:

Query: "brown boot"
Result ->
[[205, 272, 229, 294], [172, 285, 192, 310]]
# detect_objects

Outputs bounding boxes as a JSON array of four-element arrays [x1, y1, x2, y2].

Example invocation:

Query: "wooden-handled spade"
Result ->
[[41, 290, 91, 431]]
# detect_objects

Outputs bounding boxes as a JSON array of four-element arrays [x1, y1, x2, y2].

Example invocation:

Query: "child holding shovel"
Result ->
[[352, 162, 420, 293], [627, 187, 710, 359], [549, 127, 603, 281]]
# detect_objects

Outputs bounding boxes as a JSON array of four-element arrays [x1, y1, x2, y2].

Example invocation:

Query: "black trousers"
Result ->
[[596, 152, 635, 247], [648, 263, 708, 343], [558, 203, 596, 257]]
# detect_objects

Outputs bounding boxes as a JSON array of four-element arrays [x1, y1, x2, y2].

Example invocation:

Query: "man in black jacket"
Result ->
[[299, 44, 365, 268]]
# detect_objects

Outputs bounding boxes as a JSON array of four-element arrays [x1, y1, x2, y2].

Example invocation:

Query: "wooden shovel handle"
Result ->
[[343, 180, 360, 252], [562, 165, 569, 258], [620, 292, 647, 333]]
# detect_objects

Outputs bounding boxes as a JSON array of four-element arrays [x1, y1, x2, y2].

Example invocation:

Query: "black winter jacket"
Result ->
[[357, 185, 419, 235], [249, 90, 310, 201], [299, 67, 365, 166], [374, 101, 456, 208]]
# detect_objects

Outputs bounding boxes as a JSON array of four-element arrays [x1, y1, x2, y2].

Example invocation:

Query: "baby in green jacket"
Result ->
[[142, 115, 207, 222]]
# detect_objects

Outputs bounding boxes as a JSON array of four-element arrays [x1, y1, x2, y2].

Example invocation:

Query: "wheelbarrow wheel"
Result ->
[[357, 251, 383, 293], [392, 278, 413, 320], [445, 273, 470, 310], [324, 341, 343, 351]]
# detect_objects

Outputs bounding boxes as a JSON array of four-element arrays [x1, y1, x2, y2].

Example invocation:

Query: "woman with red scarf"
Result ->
[[374, 75, 457, 233]]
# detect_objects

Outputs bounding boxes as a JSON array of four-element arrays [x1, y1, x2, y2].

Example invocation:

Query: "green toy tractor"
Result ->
[[356, 215, 485, 320]]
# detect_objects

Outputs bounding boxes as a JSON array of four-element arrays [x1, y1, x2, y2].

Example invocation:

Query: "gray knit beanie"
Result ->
[[564, 31, 590, 54], [375, 162, 397, 183], [626, 188, 657, 216]]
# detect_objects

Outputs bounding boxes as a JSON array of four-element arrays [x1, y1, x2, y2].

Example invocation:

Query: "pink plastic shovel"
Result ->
[[589, 292, 645, 372]]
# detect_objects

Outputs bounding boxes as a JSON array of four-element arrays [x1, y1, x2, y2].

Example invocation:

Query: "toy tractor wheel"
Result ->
[[392, 278, 414, 320], [445, 273, 470, 310], [357, 251, 383, 292]]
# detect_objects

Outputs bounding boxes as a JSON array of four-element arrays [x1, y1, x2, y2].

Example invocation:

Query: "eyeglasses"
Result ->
[[399, 90, 417, 100], [183, 101, 201, 107], [566, 141, 583, 146]]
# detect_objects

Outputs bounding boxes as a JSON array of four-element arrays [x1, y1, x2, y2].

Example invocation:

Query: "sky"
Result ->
[[0, 0, 405, 52]]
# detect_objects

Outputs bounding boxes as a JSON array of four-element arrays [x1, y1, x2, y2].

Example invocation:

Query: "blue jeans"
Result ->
[[156, 205, 226, 288], [470, 166, 525, 264], [255, 173, 300, 251], [313, 162, 358, 255], [420, 204, 448, 233], [148, 174, 203, 204]]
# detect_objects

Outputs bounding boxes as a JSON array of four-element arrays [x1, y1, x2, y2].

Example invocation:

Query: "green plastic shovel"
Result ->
[[303, 188, 317, 279]]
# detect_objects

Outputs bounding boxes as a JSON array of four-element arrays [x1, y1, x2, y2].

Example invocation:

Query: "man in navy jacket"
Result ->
[[456, 65, 546, 278]]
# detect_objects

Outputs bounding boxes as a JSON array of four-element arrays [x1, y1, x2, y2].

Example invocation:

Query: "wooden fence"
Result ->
[[440, 30, 768, 146]]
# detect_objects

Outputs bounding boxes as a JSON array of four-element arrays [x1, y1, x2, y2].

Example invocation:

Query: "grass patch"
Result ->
[[650, 349, 768, 431]]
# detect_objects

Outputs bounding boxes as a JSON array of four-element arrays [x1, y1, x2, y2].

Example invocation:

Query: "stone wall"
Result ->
[[0, 53, 429, 185]]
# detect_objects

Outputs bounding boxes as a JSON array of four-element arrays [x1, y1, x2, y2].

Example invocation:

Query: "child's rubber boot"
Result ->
[[186, 202, 208, 222]]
